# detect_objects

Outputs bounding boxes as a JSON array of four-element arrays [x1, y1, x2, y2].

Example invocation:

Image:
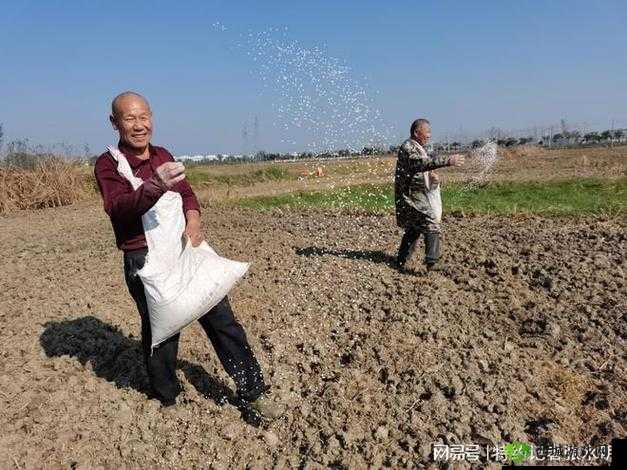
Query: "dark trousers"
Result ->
[[123, 248, 266, 404], [397, 227, 440, 267]]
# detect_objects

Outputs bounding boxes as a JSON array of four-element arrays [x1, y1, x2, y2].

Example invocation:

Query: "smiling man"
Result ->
[[94, 92, 279, 418]]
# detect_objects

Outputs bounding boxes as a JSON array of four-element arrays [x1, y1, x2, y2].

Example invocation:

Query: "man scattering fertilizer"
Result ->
[[394, 119, 465, 272], [94, 91, 280, 418]]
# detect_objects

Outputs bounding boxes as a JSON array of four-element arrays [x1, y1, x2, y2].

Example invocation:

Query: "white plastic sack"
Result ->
[[427, 183, 442, 223], [418, 141, 442, 224], [107, 146, 249, 349]]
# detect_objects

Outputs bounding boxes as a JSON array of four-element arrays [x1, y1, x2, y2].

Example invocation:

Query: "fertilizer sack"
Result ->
[[426, 183, 442, 223], [108, 146, 249, 349], [416, 143, 443, 224]]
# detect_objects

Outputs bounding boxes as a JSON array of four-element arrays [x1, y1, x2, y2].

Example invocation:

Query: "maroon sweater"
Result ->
[[94, 144, 200, 252]]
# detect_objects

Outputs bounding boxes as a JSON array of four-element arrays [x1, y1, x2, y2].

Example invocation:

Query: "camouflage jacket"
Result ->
[[394, 138, 451, 228]]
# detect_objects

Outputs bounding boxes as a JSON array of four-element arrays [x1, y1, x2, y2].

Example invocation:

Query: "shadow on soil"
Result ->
[[39, 316, 262, 425], [295, 246, 398, 267]]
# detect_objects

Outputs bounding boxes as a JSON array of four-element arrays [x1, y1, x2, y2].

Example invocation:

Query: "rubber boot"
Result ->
[[396, 229, 420, 272], [424, 232, 445, 271]]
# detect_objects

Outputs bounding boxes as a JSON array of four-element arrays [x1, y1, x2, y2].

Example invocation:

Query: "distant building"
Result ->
[[176, 154, 219, 162]]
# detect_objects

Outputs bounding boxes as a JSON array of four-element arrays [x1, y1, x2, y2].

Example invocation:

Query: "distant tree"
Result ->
[[552, 133, 563, 143], [569, 131, 582, 143], [5, 139, 40, 169], [471, 139, 484, 148], [600, 130, 612, 141], [583, 132, 600, 143]]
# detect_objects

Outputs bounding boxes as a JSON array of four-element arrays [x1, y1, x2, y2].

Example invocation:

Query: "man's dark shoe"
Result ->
[[248, 393, 283, 420], [395, 260, 418, 275], [425, 261, 450, 273], [395, 260, 408, 273]]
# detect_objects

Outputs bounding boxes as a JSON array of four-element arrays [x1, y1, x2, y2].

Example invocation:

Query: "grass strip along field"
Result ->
[[186, 165, 293, 187], [239, 178, 626, 217]]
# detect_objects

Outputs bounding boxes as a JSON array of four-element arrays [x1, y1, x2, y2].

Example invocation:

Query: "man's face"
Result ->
[[415, 123, 431, 146], [110, 96, 153, 150]]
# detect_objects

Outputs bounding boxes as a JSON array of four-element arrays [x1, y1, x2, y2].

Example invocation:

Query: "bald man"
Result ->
[[94, 92, 279, 418]]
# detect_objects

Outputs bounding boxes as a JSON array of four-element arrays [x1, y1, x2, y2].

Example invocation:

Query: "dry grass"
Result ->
[[0, 159, 94, 214]]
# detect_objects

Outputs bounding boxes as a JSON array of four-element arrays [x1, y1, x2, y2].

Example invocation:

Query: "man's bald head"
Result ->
[[111, 91, 150, 117], [110, 91, 153, 153]]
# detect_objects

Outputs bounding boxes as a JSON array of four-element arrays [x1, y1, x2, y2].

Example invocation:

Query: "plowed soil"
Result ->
[[1, 197, 625, 468]]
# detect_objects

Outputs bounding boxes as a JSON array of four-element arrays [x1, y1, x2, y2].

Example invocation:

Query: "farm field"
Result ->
[[0, 146, 625, 468], [186, 145, 627, 202]]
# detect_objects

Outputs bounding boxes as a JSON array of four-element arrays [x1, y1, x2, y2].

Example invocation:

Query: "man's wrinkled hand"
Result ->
[[184, 220, 205, 247], [155, 162, 186, 189]]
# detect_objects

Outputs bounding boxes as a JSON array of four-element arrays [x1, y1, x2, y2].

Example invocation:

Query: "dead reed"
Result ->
[[0, 158, 94, 214]]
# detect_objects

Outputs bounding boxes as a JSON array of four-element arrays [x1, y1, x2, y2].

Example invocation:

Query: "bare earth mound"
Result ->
[[0, 203, 625, 468]]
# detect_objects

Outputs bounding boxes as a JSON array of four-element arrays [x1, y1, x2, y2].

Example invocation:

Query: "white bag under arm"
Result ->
[[417, 143, 443, 224], [107, 146, 249, 349]]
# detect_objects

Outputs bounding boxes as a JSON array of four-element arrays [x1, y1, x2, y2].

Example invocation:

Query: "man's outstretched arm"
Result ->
[[94, 157, 166, 222], [404, 147, 465, 172]]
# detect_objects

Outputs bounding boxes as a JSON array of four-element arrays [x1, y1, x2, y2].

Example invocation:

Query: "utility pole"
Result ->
[[547, 125, 553, 148], [242, 122, 248, 157], [253, 115, 259, 153]]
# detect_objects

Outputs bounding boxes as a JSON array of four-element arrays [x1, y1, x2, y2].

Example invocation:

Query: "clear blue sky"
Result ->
[[1, 0, 625, 155]]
